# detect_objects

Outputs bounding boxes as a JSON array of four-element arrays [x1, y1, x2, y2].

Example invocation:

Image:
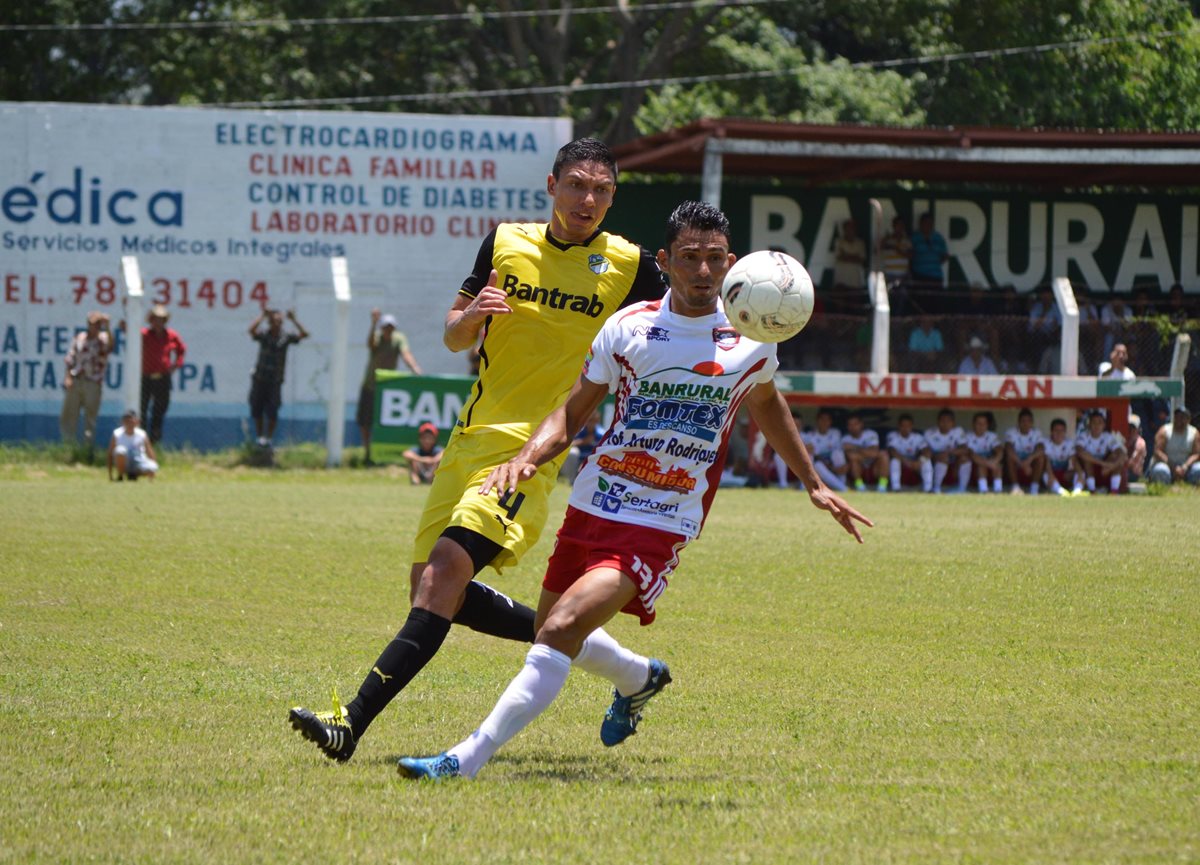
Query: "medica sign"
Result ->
[[0, 103, 571, 445]]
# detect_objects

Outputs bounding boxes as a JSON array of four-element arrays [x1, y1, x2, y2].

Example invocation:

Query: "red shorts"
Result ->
[[543, 506, 688, 626], [899, 464, 922, 487], [1051, 466, 1072, 486]]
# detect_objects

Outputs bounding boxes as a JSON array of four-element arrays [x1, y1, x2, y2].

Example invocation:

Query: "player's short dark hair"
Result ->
[[552, 138, 617, 180], [1051, 418, 1066, 430], [973, 411, 991, 425], [665, 200, 731, 250], [938, 408, 955, 420], [817, 408, 832, 419], [1018, 407, 1033, 420], [898, 413, 914, 424]]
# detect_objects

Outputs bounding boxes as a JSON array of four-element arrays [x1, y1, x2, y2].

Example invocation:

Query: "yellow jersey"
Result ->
[[457, 222, 663, 438]]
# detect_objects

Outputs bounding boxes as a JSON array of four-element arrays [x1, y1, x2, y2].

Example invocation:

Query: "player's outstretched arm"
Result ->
[[747, 381, 873, 543], [481, 374, 610, 497], [445, 270, 512, 352]]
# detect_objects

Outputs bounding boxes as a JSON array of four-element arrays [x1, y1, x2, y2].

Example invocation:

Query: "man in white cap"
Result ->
[[957, 335, 998, 376], [357, 308, 422, 465]]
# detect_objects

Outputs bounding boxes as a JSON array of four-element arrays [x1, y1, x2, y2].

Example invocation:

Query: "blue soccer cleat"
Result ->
[[397, 752, 461, 781], [600, 659, 672, 747]]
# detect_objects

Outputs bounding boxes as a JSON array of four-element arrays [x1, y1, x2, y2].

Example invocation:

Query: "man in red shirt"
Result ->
[[140, 305, 186, 443]]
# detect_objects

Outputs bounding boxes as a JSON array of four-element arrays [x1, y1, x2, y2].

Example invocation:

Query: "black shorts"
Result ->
[[355, 385, 375, 428], [249, 378, 283, 421]]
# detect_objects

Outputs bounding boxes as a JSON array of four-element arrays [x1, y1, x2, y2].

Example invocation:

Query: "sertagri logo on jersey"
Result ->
[[501, 273, 605, 317], [587, 253, 610, 274], [596, 451, 696, 492], [633, 325, 670, 342]]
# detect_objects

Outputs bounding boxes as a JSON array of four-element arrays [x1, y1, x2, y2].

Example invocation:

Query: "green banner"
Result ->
[[370, 371, 473, 463]]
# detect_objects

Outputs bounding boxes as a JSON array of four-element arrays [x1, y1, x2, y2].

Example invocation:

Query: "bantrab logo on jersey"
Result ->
[[633, 325, 670, 342], [588, 254, 610, 274]]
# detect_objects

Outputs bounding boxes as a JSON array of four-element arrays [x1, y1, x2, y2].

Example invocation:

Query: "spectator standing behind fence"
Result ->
[[60, 311, 112, 448], [907, 315, 945, 372], [958, 336, 998, 375], [909, 213, 948, 311], [832, 218, 867, 313], [357, 309, 422, 466], [248, 308, 309, 447], [1027, 286, 1061, 363], [1100, 295, 1134, 357], [107, 410, 158, 481], [403, 422, 444, 485], [139, 305, 186, 444], [879, 216, 912, 313], [1149, 407, 1200, 486]]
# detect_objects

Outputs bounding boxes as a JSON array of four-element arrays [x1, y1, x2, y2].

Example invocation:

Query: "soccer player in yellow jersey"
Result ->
[[290, 138, 664, 762]]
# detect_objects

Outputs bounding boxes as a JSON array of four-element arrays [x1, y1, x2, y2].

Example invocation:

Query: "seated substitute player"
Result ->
[[886, 413, 931, 492], [1042, 417, 1080, 496], [842, 413, 889, 492], [288, 138, 666, 763], [924, 408, 969, 493], [1075, 410, 1127, 494], [965, 411, 1004, 493], [395, 201, 873, 781], [1004, 407, 1046, 495], [802, 408, 848, 492]]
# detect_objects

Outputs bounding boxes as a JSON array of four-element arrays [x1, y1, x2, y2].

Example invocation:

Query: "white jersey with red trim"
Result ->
[[1004, 426, 1044, 457], [570, 298, 779, 539], [886, 430, 927, 459], [1077, 430, 1124, 458], [803, 427, 843, 460], [1044, 436, 1076, 468], [841, 429, 880, 451], [924, 425, 965, 454], [966, 430, 1000, 456]]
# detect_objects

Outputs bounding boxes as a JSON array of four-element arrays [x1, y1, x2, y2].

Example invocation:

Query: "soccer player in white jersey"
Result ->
[[1004, 407, 1046, 495], [887, 414, 932, 491], [395, 201, 873, 781], [803, 408, 848, 491], [924, 408, 969, 493], [842, 414, 890, 492], [965, 411, 1004, 493], [1042, 417, 1080, 495], [1075, 410, 1127, 493]]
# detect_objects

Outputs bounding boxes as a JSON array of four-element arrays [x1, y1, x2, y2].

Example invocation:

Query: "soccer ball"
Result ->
[[720, 250, 815, 343]]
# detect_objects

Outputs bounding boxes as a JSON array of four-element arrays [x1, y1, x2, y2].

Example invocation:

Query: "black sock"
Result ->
[[345, 607, 451, 738], [452, 580, 536, 643]]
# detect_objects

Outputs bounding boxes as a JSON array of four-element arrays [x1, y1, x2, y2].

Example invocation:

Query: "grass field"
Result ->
[[2, 462, 1198, 864]]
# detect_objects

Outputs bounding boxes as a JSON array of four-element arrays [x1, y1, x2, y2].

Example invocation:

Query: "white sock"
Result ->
[[1048, 477, 1063, 494], [814, 459, 847, 492], [957, 462, 972, 491], [889, 460, 901, 490], [448, 644, 571, 778], [1086, 475, 1096, 491], [919, 457, 933, 492], [1030, 482, 1039, 495], [977, 477, 987, 493], [572, 628, 650, 697], [933, 461, 948, 492], [1110, 473, 1121, 492], [773, 453, 788, 488], [992, 477, 1003, 493]]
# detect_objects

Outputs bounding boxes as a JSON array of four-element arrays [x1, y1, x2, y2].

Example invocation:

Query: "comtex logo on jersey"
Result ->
[[624, 395, 727, 442], [501, 273, 605, 317], [596, 450, 696, 492]]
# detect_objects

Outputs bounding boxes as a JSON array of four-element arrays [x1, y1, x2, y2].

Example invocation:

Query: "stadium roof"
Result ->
[[611, 119, 1200, 188]]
